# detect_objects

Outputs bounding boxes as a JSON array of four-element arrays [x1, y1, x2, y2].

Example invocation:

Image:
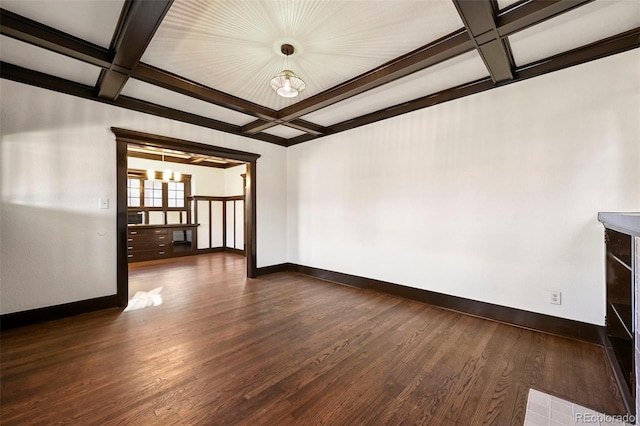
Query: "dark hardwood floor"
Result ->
[[1, 253, 624, 425]]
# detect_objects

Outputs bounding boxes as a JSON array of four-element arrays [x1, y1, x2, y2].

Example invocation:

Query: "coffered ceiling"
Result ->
[[1, 0, 638, 148]]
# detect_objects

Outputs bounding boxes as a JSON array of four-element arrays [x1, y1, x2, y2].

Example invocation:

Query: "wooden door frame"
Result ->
[[113, 128, 260, 307]]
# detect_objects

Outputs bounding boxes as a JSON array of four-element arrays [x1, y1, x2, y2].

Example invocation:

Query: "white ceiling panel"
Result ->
[[496, 0, 521, 10], [0, 35, 101, 86], [1, 0, 124, 48], [301, 50, 489, 127], [120, 79, 256, 126], [261, 125, 306, 139], [141, 0, 464, 110], [509, 0, 640, 67]]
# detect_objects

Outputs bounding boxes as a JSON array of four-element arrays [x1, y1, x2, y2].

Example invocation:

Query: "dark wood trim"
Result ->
[[255, 263, 290, 276], [514, 26, 640, 80], [0, 8, 112, 68], [97, 0, 173, 100], [112, 128, 261, 162], [241, 29, 476, 135], [497, 0, 594, 38], [603, 342, 635, 416], [256, 263, 604, 344], [245, 161, 257, 278], [113, 129, 259, 297], [286, 77, 495, 145], [0, 62, 288, 147], [116, 139, 129, 307], [288, 27, 640, 146], [134, 63, 278, 121], [208, 200, 213, 249], [196, 247, 225, 254], [225, 247, 245, 256], [0, 295, 118, 330], [126, 150, 238, 169], [1, 0, 614, 146], [453, 0, 514, 83], [222, 196, 227, 250], [282, 119, 328, 136], [190, 195, 228, 202]]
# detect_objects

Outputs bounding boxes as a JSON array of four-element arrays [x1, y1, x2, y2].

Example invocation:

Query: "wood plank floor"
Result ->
[[1, 253, 624, 425]]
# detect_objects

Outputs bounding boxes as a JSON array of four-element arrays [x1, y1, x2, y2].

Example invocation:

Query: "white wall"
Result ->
[[1, 80, 287, 314], [287, 49, 640, 325], [224, 164, 247, 196]]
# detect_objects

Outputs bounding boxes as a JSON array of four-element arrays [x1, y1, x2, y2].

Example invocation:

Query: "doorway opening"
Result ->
[[113, 128, 260, 308]]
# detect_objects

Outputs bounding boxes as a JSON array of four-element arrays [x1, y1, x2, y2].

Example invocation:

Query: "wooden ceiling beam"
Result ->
[[133, 64, 278, 121], [282, 119, 328, 136], [0, 8, 112, 68], [453, 0, 514, 83], [287, 27, 640, 146], [278, 30, 476, 122], [245, 0, 594, 134], [497, 0, 594, 38], [97, 0, 173, 100], [456, 0, 514, 82], [126, 150, 234, 169], [0, 62, 289, 147], [239, 29, 475, 135]]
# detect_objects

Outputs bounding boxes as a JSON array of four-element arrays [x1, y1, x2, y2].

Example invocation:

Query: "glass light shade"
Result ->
[[146, 169, 155, 181], [173, 171, 181, 182], [270, 70, 305, 98], [163, 168, 172, 182]]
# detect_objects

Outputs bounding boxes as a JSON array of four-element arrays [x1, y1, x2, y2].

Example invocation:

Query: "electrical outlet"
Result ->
[[549, 291, 561, 305]]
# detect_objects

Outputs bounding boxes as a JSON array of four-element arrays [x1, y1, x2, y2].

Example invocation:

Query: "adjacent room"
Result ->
[[1, 0, 639, 424]]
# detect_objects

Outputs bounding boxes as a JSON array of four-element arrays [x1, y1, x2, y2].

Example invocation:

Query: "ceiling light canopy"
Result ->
[[270, 44, 305, 98]]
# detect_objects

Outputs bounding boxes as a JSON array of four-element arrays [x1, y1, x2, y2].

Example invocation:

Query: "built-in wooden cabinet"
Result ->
[[128, 224, 197, 262], [599, 212, 639, 418]]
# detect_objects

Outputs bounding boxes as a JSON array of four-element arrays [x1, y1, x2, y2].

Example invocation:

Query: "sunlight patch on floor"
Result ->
[[124, 287, 163, 312]]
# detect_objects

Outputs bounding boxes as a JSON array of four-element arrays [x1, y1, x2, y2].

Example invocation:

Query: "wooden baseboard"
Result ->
[[256, 263, 604, 345], [255, 263, 291, 276], [0, 295, 118, 330]]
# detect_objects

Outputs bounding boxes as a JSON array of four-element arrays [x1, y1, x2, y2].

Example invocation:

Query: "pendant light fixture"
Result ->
[[146, 151, 181, 182], [270, 44, 305, 98]]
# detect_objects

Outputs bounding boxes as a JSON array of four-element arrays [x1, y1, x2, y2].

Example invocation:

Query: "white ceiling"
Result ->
[[141, 0, 465, 110], [509, 0, 640, 67], [0, 0, 124, 48], [0, 0, 638, 141], [301, 50, 489, 126]]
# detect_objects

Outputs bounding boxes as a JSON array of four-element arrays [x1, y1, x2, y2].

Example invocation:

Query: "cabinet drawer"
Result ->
[[127, 248, 169, 262], [128, 233, 169, 244], [128, 241, 168, 251]]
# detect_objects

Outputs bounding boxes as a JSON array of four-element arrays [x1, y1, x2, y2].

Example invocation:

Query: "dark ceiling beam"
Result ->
[[241, 117, 327, 136], [514, 26, 640, 79], [0, 8, 112, 68], [133, 64, 278, 121], [242, 119, 281, 135], [0, 62, 289, 147], [453, 0, 514, 83], [245, 0, 595, 134], [126, 150, 234, 169], [239, 29, 476, 135], [286, 27, 640, 147], [283, 119, 328, 136], [97, 0, 173, 100], [497, 0, 594, 38]]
